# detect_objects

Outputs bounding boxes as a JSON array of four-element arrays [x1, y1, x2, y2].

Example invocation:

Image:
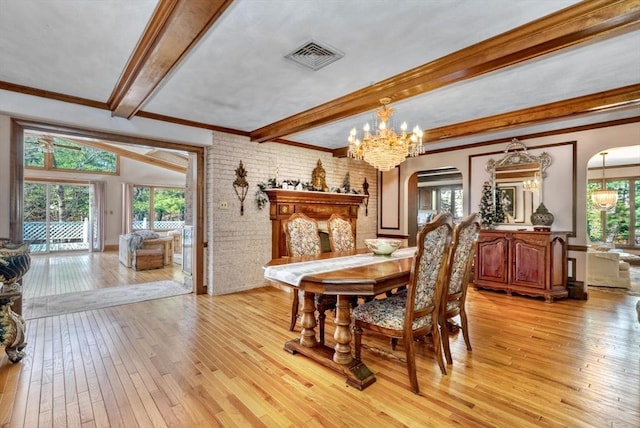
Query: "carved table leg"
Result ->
[[0, 300, 26, 363], [284, 292, 375, 390], [299, 291, 318, 347], [333, 294, 353, 365]]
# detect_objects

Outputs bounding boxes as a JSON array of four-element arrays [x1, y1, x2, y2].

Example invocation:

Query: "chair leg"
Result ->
[[460, 309, 472, 351], [289, 290, 299, 331], [390, 337, 398, 350], [405, 334, 420, 394], [353, 324, 363, 360], [440, 315, 453, 365], [317, 302, 326, 345], [432, 314, 447, 375]]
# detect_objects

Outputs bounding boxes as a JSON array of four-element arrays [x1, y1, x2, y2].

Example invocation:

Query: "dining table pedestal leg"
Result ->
[[299, 291, 318, 347], [333, 295, 353, 364], [284, 292, 376, 390]]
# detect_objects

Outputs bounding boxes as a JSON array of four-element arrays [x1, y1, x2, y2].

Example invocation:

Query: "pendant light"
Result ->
[[590, 152, 618, 211]]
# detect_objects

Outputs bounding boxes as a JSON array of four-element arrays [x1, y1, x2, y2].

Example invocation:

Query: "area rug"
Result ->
[[23, 280, 191, 320], [589, 283, 640, 296]]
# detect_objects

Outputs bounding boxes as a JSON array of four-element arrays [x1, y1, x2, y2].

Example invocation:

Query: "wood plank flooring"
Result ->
[[0, 252, 638, 427], [21, 251, 184, 299]]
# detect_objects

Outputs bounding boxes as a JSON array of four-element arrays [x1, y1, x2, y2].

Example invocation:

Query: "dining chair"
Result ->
[[327, 213, 355, 253], [327, 213, 370, 306], [353, 213, 453, 394], [439, 213, 480, 365], [284, 213, 336, 343]]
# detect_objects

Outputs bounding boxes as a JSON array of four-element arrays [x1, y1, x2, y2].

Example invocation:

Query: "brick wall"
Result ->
[[206, 131, 378, 295]]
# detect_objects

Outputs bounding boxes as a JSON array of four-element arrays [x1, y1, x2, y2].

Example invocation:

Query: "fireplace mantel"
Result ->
[[265, 189, 367, 258]]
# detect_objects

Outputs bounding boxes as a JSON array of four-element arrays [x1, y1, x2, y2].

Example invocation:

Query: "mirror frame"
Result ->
[[487, 139, 551, 215]]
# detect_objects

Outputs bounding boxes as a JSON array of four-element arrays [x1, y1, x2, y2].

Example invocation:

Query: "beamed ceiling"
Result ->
[[0, 0, 639, 165]]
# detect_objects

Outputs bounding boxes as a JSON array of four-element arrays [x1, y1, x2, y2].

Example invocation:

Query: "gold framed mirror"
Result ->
[[485, 139, 551, 224]]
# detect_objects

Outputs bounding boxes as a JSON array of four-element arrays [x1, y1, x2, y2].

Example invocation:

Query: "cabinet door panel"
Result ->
[[476, 237, 508, 284], [511, 239, 546, 289]]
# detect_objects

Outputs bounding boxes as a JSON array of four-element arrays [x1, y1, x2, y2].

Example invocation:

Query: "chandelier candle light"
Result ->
[[348, 98, 423, 171], [591, 152, 618, 211]]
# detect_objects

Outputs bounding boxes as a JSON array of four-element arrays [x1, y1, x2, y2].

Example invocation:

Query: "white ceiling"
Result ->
[[587, 145, 640, 168], [0, 0, 639, 153]]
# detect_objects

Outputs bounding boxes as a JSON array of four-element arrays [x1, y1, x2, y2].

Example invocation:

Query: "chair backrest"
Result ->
[[405, 213, 453, 327], [327, 214, 355, 252], [444, 213, 480, 309], [284, 213, 322, 257]]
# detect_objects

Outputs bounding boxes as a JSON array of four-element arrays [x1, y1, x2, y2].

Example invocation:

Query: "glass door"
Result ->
[[23, 182, 90, 253]]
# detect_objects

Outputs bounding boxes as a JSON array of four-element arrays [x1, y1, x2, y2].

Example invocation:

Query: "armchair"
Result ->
[[587, 251, 630, 289]]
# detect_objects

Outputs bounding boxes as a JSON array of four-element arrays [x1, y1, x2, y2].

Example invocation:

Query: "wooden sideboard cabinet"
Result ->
[[474, 230, 568, 302]]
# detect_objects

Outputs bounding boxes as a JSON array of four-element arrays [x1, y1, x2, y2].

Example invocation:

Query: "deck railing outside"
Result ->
[[24, 220, 185, 253], [132, 220, 185, 230], [24, 220, 89, 252]]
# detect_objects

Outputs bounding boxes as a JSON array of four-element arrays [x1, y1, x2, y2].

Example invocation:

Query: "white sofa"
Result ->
[[587, 251, 631, 289]]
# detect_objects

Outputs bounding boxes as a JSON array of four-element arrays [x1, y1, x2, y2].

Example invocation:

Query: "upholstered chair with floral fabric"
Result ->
[[439, 213, 480, 365], [327, 214, 355, 253], [284, 213, 337, 343], [353, 213, 453, 394]]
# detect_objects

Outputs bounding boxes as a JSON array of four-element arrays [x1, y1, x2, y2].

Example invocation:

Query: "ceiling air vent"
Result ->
[[284, 41, 344, 71]]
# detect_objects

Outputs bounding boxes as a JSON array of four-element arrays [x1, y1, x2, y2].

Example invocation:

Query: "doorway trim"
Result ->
[[10, 118, 207, 294]]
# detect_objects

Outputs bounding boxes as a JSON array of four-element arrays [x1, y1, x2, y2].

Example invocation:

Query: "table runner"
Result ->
[[264, 247, 416, 286]]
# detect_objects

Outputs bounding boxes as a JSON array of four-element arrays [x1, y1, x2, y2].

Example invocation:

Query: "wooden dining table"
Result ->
[[264, 248, 415, 390]]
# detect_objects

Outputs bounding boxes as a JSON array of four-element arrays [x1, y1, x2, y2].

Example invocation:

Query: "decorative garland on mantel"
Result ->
[[255, 174, 361, 210]]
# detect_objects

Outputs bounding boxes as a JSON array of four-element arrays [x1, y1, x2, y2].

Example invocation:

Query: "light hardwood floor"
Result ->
[[0, 252, 638, 427], [20, 251, 184, 300]]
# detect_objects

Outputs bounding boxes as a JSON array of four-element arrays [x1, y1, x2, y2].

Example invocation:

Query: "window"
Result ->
[[417, 168, 463, 227], [24, 133, 118, 174], [418, 184, 463, 224], [132, 185, 185, 231], [23, 181, 91, 252], [588, 177, 639, 248]]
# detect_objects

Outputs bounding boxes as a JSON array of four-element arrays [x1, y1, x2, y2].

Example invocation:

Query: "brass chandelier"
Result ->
[[347, 98, 423, 171], [591, 152, 618, 211]]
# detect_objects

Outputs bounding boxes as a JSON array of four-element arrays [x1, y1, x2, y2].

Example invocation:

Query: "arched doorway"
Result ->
[[586, 146, 640, 250], [407, 167, 463, 246]]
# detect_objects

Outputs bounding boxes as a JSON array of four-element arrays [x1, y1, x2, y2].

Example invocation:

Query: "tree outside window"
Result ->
[[132, 186, 185, 230], [24, 134, 117, 173], [588, 178, 637, 248]]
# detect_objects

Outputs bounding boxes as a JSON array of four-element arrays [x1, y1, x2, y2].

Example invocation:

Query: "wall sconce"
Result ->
[[233, 161, 249, 215], [362, 177, 369, 216]]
